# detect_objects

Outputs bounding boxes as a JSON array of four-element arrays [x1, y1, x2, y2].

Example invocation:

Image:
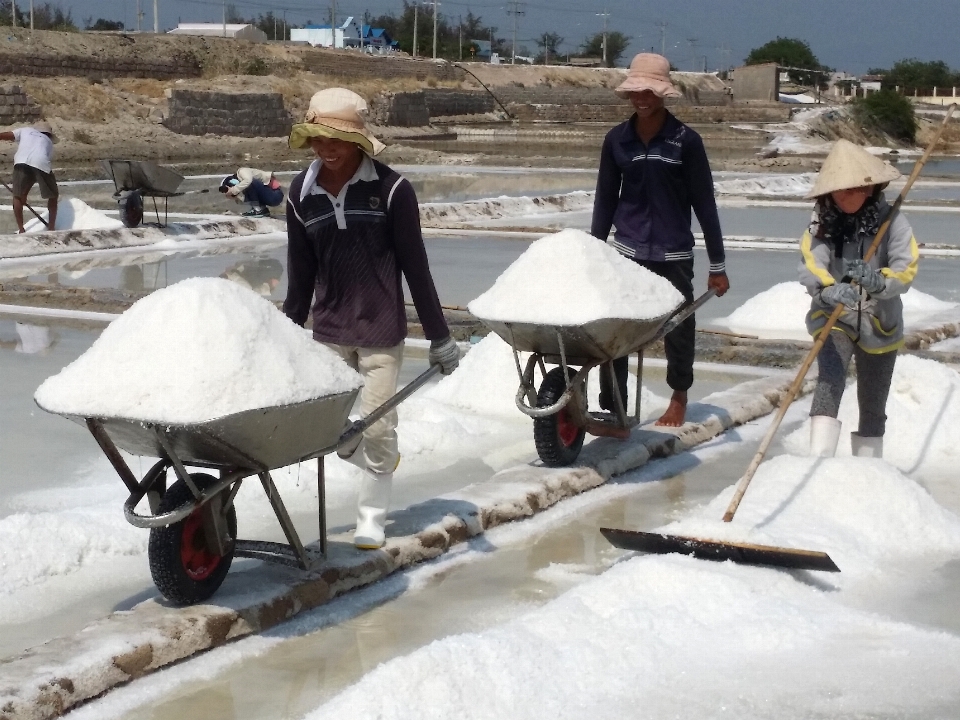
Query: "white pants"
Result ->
[[323, 342, 403, 474]]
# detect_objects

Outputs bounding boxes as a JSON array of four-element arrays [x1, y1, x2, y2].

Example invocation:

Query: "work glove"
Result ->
[[428, 336, 460, 375], [844, 258, 886, 295], [819, 283, 861, 308]]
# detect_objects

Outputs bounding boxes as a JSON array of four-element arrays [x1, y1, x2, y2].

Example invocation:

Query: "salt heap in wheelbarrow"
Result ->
[[35, 277, 362, 424], [469, 228, 683, 325]]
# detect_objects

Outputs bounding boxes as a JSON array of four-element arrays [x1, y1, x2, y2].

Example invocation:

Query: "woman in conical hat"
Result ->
[[799, 139, 917, 460]]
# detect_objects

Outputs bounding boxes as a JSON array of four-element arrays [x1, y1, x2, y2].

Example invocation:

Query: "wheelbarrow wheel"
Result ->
[[148, 473, 236, 605], [534, 367, 586, 467], [118, 191, 144, 228]]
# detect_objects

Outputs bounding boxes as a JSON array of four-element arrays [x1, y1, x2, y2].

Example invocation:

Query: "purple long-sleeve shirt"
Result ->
[[591, 111, 726, 274], [283, 158, 449, 347]]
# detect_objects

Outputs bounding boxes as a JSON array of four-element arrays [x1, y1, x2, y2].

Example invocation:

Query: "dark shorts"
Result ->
[[12, 163, 58, 200]]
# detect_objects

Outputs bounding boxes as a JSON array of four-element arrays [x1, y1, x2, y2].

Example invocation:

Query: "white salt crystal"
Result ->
[[35, 277, 362, 423], [467, 229, 683, 325]]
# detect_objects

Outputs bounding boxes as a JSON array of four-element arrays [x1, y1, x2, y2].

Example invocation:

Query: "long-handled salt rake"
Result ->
[[602, 105, 957, 572]]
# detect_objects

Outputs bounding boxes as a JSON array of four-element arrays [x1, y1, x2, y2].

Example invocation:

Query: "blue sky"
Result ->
[[75, 0, 957, 75]]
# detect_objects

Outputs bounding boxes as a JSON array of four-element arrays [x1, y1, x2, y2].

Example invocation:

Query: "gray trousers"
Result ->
[[809, 332, 897, 437]]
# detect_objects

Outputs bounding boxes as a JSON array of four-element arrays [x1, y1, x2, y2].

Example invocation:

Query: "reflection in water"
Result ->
[[220, 258, 284, 297], [0, 322, 57, 355]]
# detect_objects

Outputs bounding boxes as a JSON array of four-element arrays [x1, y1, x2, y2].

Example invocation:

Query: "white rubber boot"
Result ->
[[809, 416, 842, 458], [850, 433, 883, 459], [354, 471, 393, 549]]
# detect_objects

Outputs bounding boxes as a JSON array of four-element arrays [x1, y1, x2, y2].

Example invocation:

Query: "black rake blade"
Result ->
[[600, 528, 840, 573]]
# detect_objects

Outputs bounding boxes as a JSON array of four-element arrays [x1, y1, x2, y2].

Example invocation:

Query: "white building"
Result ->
[[290, 18, 359, 49], [167, 23, 268, 42]]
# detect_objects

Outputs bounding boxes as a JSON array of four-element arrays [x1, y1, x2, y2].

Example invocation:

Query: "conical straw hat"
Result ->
[[805, 139, 901, 199]]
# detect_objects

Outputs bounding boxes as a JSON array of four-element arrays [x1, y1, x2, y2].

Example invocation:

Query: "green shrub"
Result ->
[[853, 90, 917, 144], [242, 58, 270, 76]]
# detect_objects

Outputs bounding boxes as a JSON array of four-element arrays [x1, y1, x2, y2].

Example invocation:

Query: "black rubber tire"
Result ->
[[148, 473, 236, 605], [533, 367, 586, 467], [118, 191, 144, 228]]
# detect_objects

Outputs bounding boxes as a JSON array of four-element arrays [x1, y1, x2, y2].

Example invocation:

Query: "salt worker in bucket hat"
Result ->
[[283, 87, 459, 550], [590, 52, 729, 427], [0, 120, 59, 233], [800, 139, 915, 460]]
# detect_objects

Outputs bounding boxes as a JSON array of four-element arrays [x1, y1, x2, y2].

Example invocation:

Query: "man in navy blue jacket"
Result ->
[[591, 53, 730, 427]]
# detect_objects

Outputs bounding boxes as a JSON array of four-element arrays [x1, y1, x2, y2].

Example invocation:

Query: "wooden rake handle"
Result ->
[[721, 103, 957, 524]]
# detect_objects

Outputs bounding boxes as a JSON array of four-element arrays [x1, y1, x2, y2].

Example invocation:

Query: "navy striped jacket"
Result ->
[[283, 157, 448, 348], [591, 111, 726, 274]]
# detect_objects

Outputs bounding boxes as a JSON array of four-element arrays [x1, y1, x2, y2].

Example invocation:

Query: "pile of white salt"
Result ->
[[467, 229, 683, 325], [35, 277, 362, 424]]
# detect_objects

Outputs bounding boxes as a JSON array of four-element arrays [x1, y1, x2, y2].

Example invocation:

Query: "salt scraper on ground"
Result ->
[[39, 364, 441, 606], [602, 104, 958, 573]]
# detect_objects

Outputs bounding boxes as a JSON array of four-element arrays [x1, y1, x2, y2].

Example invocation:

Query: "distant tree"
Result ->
[[746, 37, 829, 84], [580, 31, 629, 67], [368, 4, 506, 59], [875, 59, 960, 90], [535, 31, 562, 64], [853, 89, 917, 144], [85, 17, 124, 31], [0, 0, 76, 29]]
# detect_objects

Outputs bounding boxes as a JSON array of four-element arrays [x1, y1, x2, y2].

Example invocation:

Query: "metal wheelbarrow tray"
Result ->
[[100, 159, 186, 228], [477, 290, 715, 467], [50, 365, 439, 606]]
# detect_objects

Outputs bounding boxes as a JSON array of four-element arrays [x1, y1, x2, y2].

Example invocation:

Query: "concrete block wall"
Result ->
[[0, 84, 42, 125], [163, 90, 292, 137], [368, 91, 430, 127], [0, 52, 200, 80], [732, 63, 779, 102], [422, 89, 494, 117]]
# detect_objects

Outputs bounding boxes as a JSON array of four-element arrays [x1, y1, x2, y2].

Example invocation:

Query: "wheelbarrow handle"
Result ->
[[651, 288, 716, 344], [302, 363, 443, 462]]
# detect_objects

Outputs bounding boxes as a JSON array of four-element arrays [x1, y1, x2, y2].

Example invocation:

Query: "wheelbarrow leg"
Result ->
[[258, 471, 311, 570], [318, 457, 328, 558]]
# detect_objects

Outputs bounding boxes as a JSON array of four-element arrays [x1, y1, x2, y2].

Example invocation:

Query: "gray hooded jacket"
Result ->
[[798, 197, 918, 353]]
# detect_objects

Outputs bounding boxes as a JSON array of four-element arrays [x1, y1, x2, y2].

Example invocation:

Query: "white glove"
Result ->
[[428, 336, 460, 375], [819, 283, 860, 308]]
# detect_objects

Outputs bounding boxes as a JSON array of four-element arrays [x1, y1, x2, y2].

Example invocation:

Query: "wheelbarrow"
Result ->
[[477, 290, 714, 467], [100, 159, 185, 228], [39, 364, 440, 605]]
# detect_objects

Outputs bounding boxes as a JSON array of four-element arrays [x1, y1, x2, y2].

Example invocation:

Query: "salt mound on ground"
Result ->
[[784, 355, 960, 474], [467, 229, 683, 325], [24, 197, 123, 232], [662, 453, 960, 582], [712, 281, 958, 340], [35, 277, 362, 423]]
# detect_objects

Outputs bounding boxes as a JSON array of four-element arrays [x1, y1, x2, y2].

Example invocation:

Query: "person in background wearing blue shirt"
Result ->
[[591, 53, 730, 427]]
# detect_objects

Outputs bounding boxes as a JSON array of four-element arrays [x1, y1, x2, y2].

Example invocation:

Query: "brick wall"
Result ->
[[0, 84, 42, 125], [0, 52, 200, 80], [163, 90, 292, 137], [423, 89, 495, 117], [301, 50, 465, 83]]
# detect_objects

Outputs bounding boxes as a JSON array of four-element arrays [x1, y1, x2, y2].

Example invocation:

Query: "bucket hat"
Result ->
[[288, 88, 385, 156], [615, 53, 681, 99], [32, 120, 57, 143], [805, 139, 901, 199]]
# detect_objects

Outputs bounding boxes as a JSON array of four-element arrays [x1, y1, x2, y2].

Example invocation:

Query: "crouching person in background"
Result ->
[[283, 88, 460, 550], [800, 139, 917, 460], [219, 167, 285, 217]]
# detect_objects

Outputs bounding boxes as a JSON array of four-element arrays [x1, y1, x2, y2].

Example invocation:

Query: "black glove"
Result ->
[[844, 259, 886, 295], [819, 283, 860, 308], [428, 336, 460, 375]]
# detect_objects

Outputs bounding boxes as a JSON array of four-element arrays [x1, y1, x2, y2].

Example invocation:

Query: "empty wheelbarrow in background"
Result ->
[[101, 159, 186, 228]]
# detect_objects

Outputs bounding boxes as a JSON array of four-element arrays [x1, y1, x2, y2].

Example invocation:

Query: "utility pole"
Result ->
[[359, 10, 364, 50], [11, 0, 15, 28], [459, 14, 462, 60], [432, 0, 439, 59], [219, 0, 224, 37], [596, 9, 609, 66], [413, 2, 418, 57], [686, 37, 698, 70], [506, 1, 524, 65], [153, 0, 158, 33], [658, 20, 667, 57], [30, 0, 33, 30]]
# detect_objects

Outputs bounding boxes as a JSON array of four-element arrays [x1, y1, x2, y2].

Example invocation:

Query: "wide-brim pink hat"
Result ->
[[615, 53, 681, 99]]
